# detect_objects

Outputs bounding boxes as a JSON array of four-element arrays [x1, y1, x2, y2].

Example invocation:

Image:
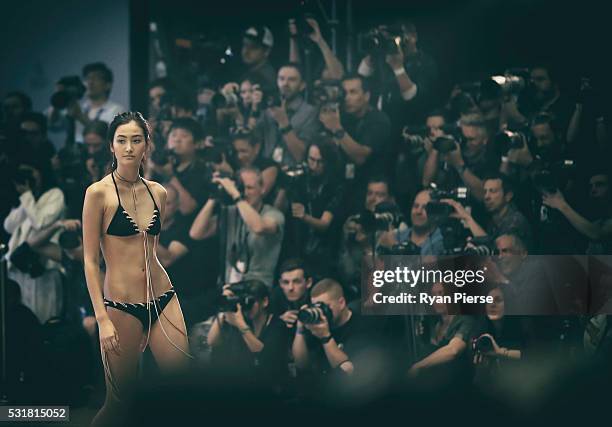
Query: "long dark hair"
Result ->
[[107, 111, 151, 175]]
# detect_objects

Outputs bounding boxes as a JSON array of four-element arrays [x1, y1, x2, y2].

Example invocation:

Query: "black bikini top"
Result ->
[[106, 173, 161, 236]]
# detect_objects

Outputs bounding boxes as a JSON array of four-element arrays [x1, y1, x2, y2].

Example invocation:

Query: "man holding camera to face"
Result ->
[[189, 167, 284, 288], [207, 280, 290, 389], [292, 279, 363, 380]]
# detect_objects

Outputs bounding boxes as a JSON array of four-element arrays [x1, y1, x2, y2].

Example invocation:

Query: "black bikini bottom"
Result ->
[[104, 289, 176, 329]]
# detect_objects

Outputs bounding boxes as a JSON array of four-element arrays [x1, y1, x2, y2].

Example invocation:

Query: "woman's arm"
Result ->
[[81, 184, 108, 322], [410, 336, 466, 372]]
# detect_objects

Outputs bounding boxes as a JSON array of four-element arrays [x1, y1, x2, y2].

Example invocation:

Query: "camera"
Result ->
[[59, 229, 82, 251], [353, 201, 403, 234], [377, 241, 422, 256], [495, 129, 528, 153], [50, 76, 86, 110], [312, 79, 345, 112], [13, 168, 36, 188], [532, 159, 576, 194], [217, 281, 258, 313], [432, 135, 459, 154], [295, 13, 316, 37], [491, 71, 527, 97], [297, 301, 333, 324], [265, 90, 283, 109], [279, 163, 307, 201], [473, 334, 494, 353], [361, 25, 403, 57], [207, 170, 243, 205], [425, 184, 468, 218]]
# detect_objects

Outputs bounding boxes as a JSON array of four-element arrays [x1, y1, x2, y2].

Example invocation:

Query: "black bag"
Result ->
[[9, 242, 45, 277]]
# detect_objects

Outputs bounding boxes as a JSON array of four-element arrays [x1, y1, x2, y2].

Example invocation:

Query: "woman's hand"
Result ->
[[98, 317, 121, 356]]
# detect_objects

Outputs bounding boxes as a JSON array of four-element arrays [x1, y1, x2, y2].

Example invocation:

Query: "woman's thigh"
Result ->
[[148, 296, 191, 371]]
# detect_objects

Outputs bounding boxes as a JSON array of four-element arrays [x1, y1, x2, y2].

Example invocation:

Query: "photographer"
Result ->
[[338, 177, 396, 292], [408, 282, 476, 385], [241, 26, 277, 93], [157, 184, 218, 328], [229, 129, 279, 203], [208, 280, 290, 389], [48, 62, 125, 144], [277, 141, 342, 275], [292, 279, 364, 378], [255, 63, 320, 166], [151, 117, 210, 216], [378, 189, 445, 256], [270, 258, 313, 330], [320, 74, 391, 211], [542, 170, 612, 255], [288, 17, 344, 80], [473, 287, 524, 388], [357, 21, 437, 126], [83, 120, 111, 183], [441, 173, 532, 246], [189, 167, 284, 287], [423, 112, 501, 202], [14, 112, 58, 169], [3, 160, 66, 323]]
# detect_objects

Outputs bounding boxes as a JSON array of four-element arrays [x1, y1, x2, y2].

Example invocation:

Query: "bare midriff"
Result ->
[[101, 232, 172, 302]]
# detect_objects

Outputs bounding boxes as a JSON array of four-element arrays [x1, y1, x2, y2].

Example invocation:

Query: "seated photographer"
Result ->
[[542, 170, 612, 255], [277, 140, 343, 276], [473, 287, 524, 388], [441, 173, 532, 246], [320, 74, 391, 211], [269, 258, 313, 331], [228, 128, 279, 203], [151, 117, 210, 216], [378, 189, 445, 256], [241, 25, 277, 93], [83, 120, 111, 183], [4, 160, 66, 323], [189, 167, 284, 287], [254, 62, 320, 166], [423, 112, 502, 202], [207, 280, 290, 389], [408, 282, 477, 385], [292, 279, 365, 378], [157, 184, 218, 328], [288, 16, 344, 80]]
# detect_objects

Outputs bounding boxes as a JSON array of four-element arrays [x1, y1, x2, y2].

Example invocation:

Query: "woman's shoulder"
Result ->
[[85, 175, 115, 200], [142, 178, 167, 195]]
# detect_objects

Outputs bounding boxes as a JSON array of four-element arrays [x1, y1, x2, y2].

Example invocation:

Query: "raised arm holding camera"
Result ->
[[189, 167, 284, 287]]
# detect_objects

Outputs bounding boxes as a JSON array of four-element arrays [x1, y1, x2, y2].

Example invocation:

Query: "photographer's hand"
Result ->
[[291, 202, 306, 219], [224, 303, 248, 330], [506, 142, 533, 167], [268, 99, 290, 128], [541, 190, 568, 211], [280, 310, 299, 328], [14, 181, 31, 195], [67, 100, 88, 125], [385, 49, 405, 70], [319, 108, 342, 132], [440, 198, 470, 221], [61, 219, 82, 231], [212, 175, 241, 200], [251, 84, 263, 114], [442, 142, 465, 170], [304, 308, 331, 339], [306, 18, 323, 44]]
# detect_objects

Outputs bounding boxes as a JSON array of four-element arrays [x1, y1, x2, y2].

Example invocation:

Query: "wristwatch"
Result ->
[[332, 128, 346, 139], [319, 335, 333, 344], [232, 193, 244, 203]]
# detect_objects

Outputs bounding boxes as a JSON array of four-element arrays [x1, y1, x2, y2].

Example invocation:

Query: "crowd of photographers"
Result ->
[[2, 16, 612, 404]]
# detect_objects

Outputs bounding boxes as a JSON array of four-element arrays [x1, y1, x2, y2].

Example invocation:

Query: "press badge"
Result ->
[[273, 146, 284, 163], [345, 163, 355, 180]]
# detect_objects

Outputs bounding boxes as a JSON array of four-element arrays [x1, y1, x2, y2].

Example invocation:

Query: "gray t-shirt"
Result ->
[[223, 204, 285, 287]]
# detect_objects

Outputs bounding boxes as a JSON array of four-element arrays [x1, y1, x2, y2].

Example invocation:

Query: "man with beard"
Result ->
[[255, 63, 320, 166]]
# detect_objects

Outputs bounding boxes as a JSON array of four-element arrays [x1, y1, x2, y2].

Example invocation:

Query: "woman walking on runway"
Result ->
[[82, 111, 191, 426]]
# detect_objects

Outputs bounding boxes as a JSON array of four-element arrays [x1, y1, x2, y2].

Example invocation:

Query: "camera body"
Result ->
[[425, 184, 468, 218], [353, 202, 403, 234], [473, 334, 495, 353], [218, 281, 258, 313], [312, 80, 345, 113], [361, 25, 403, 57], [298, 301, 333, 325], [495, 129, 528, 153], [377, 241, 422, 256], [207, 170, 243, 205], [50, 76, 86, 110]]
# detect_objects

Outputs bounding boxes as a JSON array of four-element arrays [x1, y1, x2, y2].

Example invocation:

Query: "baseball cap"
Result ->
[[243, 25, 274, 48]]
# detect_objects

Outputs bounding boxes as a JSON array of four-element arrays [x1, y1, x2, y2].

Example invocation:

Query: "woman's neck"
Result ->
[[114, 165, 140, 183]]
